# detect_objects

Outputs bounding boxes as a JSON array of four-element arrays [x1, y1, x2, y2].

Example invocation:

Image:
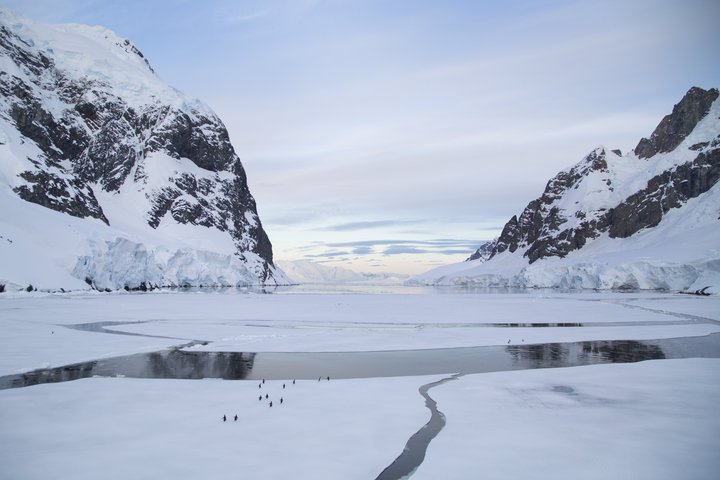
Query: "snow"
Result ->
[[0, 375, 435, 480], [277, 259, 409, 285], [0, 182, 278, 290], [413, 182, 720, 292], [413, 358, 720, 480], [0, 8, 206, 113], [0, 291, 719, 479]]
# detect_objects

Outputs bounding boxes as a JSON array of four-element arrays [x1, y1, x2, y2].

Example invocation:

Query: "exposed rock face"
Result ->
[[484, 87, 720, 265], [608, 149, 720, 238], [466, 240, 495, 262], [491, 147, 612, 263], [0, 10, 280, 286], [635, 87, 719, 159]]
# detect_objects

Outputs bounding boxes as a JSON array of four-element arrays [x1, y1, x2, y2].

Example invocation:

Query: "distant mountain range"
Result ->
[[0, 9, 288, 290], [277, 260, 408, 285], [413, 87, 720, 292]]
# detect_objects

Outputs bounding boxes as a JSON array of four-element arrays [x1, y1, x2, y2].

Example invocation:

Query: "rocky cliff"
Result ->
[[0, 10, 286, 289]]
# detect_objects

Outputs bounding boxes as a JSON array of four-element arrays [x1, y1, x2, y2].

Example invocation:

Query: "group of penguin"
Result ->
[[222, 376, 331, 422]]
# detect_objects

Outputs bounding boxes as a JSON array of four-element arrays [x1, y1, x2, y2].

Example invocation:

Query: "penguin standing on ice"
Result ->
[[222, 415, 226, 422]]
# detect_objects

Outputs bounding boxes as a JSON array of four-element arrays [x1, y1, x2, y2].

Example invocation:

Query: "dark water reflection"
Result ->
[[1, 334, 718, 390], [1, 351, 255, 389], [506, 340, 665, 366]]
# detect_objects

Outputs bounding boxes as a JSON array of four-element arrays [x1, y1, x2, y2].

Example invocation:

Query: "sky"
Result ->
[[3, 0, 719, 275]]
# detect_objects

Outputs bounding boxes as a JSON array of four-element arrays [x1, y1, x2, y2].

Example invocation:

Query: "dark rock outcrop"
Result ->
[[490, 147, 612, 262], [634, 87, 719, 159], [466, 240, 495, 262], [608, 149, 720, 238]]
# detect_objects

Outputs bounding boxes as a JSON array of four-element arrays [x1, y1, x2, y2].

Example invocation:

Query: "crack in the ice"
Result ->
[[375, 374, 462, 480]]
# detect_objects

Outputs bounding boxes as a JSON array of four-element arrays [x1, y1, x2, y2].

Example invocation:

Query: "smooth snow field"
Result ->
[[1, 289, 719, 479]]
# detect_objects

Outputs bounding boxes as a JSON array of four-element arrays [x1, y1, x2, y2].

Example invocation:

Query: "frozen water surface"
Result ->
[[1, 289, 719, 479]]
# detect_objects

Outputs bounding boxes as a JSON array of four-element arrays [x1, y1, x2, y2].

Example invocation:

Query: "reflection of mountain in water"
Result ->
[[145, 351, 256, 379], [1, 351, 256, 389], [507, 340, 665, 368]]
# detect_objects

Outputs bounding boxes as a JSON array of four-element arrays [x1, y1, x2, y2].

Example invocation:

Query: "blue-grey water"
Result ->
[[2, 333, 719, 390]]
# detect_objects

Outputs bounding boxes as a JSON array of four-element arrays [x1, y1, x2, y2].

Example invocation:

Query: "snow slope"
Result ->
[[414, 88, 720, 292]]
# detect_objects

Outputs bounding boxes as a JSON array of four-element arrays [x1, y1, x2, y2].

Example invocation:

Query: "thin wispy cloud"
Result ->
[[317, 220, 423, 232], [324, 239, 486, 249]]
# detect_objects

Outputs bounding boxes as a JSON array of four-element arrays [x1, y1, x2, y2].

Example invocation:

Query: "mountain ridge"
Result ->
[[417, 86, 720, 291]]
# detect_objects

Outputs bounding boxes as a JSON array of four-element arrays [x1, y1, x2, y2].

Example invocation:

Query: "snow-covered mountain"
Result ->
[[0, 9, 288, 291], [414, 87, 720, 291], [277, 259, 408, 285]]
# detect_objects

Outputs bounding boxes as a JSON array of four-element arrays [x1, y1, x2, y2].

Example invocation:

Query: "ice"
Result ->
[[1, 291, 718, 479], [0, 375, 435, 480], [413, 359, 720, 480]]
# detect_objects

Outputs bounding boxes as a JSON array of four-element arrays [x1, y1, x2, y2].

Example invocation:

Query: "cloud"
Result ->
[[382, 246, 429, 255], [293, 238, 489, 259], [302, 250, 350, 258], [324, 239, 486, 249], [317, 219, 423, 232]]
